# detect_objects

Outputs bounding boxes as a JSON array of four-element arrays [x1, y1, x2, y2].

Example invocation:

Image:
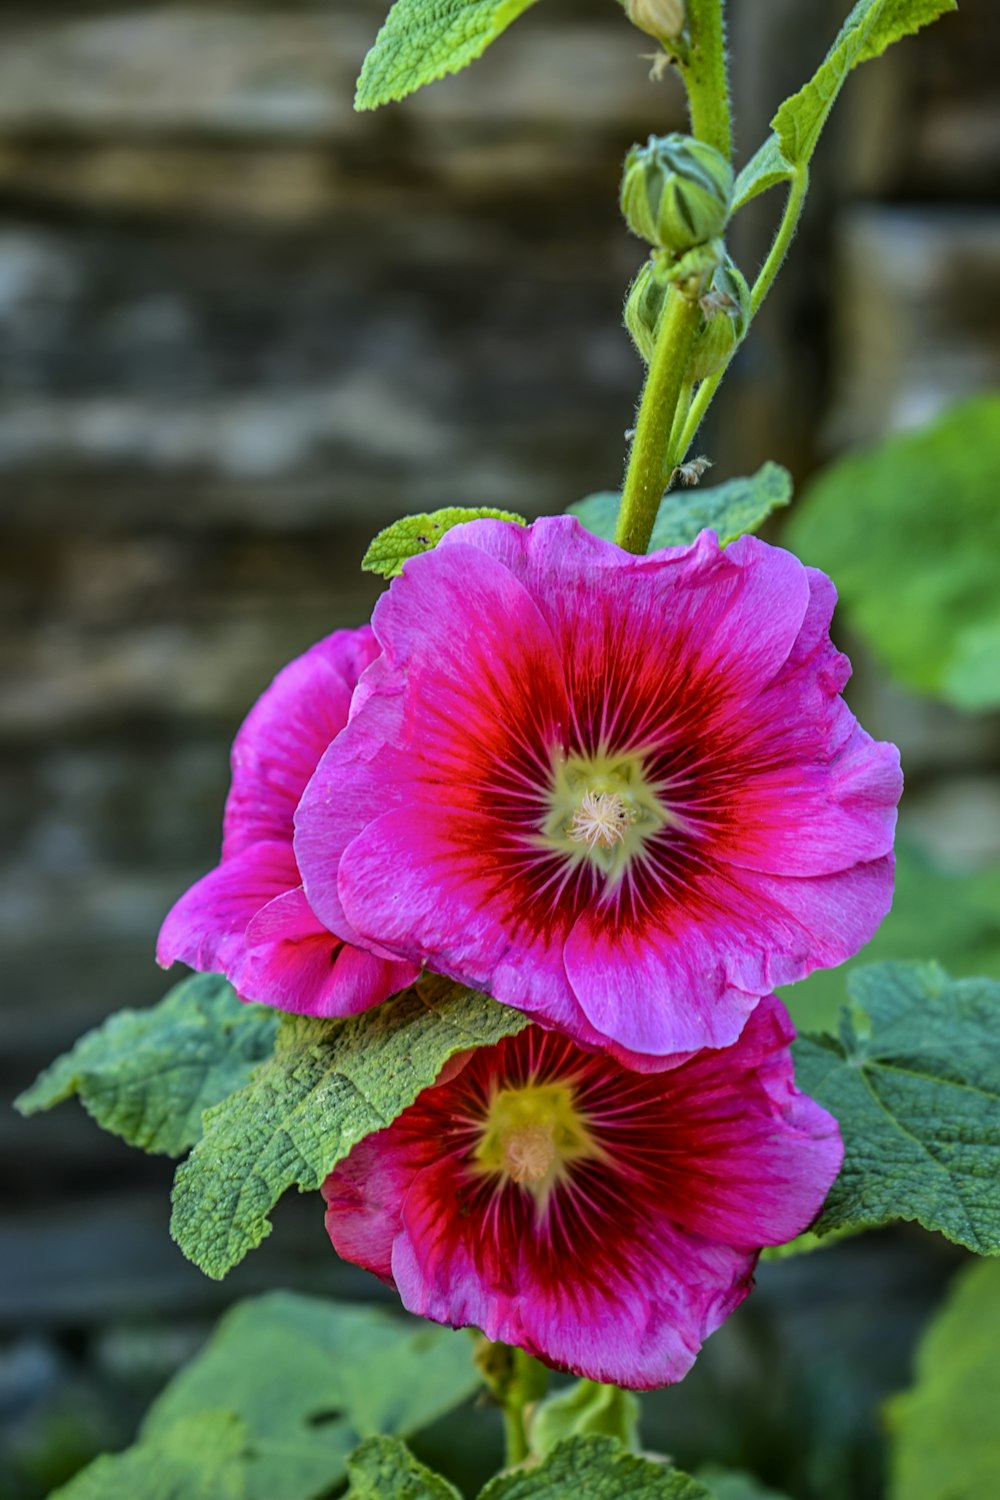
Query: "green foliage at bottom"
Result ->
[[53, 1295, 478, 1500], [345, 1436, 462, 1499], [698, 1466, 792, 1500], [479, 1435, 712, 1499], [887, 1258, 1000, 1499], [51, 1412, 249, 1500]]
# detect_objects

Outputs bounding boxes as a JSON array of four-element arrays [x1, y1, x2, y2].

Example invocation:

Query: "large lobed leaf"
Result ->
[[887, 1257, 1000, 1500], [171, 973, 528, 1277], [54, 1296, 478, 1500], [15, 973, 277, 1157], [787, 395, 1000, 708], [356, 0, 542, 110], [735, 0, 955, 205], [793, 962, 1000, 1255], [568, 463, 792, 550]]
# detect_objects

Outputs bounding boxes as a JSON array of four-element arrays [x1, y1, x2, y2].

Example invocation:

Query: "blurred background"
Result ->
[[1, 0, 998, 1495]]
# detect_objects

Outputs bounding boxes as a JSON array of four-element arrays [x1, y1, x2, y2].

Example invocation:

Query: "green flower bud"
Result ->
[[620, 134, 733, 253], [623, 259, 668, 365], [688, 256, 751, 380], [624, 0, 685, 42]]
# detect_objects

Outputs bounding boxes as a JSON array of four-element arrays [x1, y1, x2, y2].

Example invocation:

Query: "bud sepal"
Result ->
[[620, 133, 733, 253]]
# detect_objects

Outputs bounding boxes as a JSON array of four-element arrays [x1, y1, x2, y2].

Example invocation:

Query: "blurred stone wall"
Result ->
[[0, 0, 997, 1487]]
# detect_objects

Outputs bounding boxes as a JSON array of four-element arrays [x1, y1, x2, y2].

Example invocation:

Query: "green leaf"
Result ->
[[345, 1436, 462, 1499], [732, 137, 794, 212], [145, 1294, 477, 1500], [356, 0, 541, 110], [171, 974, 528, 1277], [787, 395, 1000, 707], [568, 464, 792, 549], [530, 1379, 640, 1462], [50, 1412, 249, 1500], [698, 1468, 793, 1500], [14, 973, 277, 1157], [783, 845, 1000, 1037], [479, 1435, 712, 1499], [771, 0, 956, 168], [887, 1258, 1000, 1500], [793, 962, 1000, 1255], [362, 507, 527, 579]]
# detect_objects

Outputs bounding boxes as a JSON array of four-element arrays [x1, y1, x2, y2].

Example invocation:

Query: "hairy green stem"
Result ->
[[679, 0, 731, 158], [614, 289, 702, 554], [675, 162, 809, 460]]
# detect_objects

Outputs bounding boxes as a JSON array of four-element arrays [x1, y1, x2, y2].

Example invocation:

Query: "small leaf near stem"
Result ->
[[614, 287, 703, 555], [675, 162, 809, 461], [678, 0, 732, 158]]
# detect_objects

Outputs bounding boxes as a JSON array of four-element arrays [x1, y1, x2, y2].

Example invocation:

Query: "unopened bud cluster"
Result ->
[[620, 134, 733, 255], [625, 250, 749, 378]]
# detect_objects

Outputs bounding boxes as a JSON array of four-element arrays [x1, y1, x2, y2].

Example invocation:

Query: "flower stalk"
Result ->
[[678, 0, 731, 159], [614, 286, 702, 554]]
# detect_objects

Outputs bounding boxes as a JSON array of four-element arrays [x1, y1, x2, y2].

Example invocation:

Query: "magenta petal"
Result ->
[[224, 627, 378, 859], [563, 916, 758, 1057], [392, 1156, 756, 1388], [157, 840, 299, 978], [238, 887, 419, 1017]]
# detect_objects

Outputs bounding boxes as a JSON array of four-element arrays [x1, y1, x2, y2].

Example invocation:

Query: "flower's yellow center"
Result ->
[[539, 749, 671, 882], [567, 790, 635, 850], [474, 1082, 602, 1209]]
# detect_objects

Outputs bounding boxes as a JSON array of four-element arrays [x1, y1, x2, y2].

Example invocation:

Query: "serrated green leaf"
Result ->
[[732, 137, 794, 212], [771, 0, 955, 168], [793, 962, 1000, 1255], [783, 845, 1000, 1037], [787, 395, 1000, 707], [15, 973, 277, 1157], [145, 1294, 477, 1500], [698, 1467, 793, 1500], [171, 974, 528, 1277], [362, 507, 527, 579], [887, 1258, 1000, 1500], [50, 1411, 249, 1500], [479, 1436, 712, 1499], [356, 0, 541, 110], [345, 1436, 462, 1499], [568, 464, 792, 549]]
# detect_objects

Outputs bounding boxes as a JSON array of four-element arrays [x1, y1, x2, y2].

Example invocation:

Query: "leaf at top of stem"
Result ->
[[355, 0, 542, 111], [740, 0, 955, 199], [568, 462, 792, 551]]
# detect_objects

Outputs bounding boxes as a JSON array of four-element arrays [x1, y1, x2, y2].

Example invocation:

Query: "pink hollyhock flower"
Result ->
[[295, 518, 901, 1065], [158, 629, 418, 1016], [323, 996, 843, 1389]]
